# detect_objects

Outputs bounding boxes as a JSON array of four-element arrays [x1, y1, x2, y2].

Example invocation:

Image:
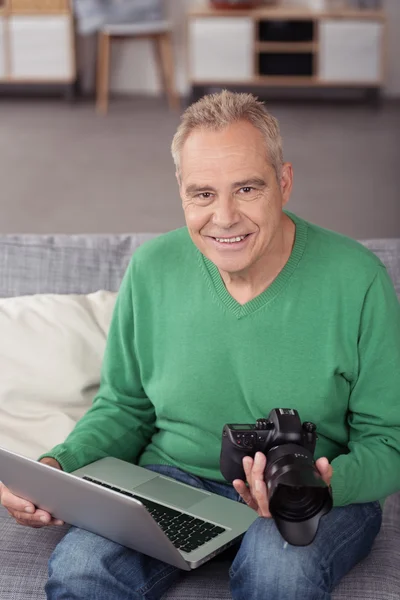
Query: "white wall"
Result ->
[[79, 0, 400, 98]]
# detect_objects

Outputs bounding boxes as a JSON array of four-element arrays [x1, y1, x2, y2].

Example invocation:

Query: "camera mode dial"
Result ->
[[302, 422, 316, 433], [256, 418, 273, 430]]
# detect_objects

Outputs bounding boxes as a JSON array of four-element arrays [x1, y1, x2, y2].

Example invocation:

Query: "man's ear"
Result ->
[[176, 171, 185, 205], [279, 163, 293, 207]]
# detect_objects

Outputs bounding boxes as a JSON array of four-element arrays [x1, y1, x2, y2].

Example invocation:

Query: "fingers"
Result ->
[[315, 457, 333, 486], [252, 477, 271, 517], [250, 452, 270, 517], [39, 457, 62, 470], [251, 452, 267, 481], [1, 484, 63, 528], [9, 507, 62, 527], [242, 456, 254, 488], [237, 452, 271, 518], [1, 485, 36, 515], [233, 479, 258, 511], [14, 516, 64, 528], [12, 510, 64, 527]]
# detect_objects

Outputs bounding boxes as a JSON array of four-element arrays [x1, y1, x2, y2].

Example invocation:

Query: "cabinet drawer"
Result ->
[[9, 15, 73, 79], [319, 20, 382, 83], [259, 53, 313, 77], [258, 20, 314, 42], [190, 17, 253, 82]]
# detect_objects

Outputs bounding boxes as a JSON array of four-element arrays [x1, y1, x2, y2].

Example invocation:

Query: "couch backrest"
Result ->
[[0, 234, 399, 298], [0, 234, 158, 297], [362, 239, 400, 297]]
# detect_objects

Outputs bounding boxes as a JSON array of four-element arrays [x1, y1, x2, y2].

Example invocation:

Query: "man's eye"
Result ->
[[240, 187, 254, 194], [195, 192, 212, 201]]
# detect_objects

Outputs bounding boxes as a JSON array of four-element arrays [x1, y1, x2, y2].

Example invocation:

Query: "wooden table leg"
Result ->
[[154, 32, 180, 111], [96, 32, 111, 115]]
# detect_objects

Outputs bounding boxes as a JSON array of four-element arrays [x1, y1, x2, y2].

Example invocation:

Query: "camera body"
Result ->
[[220, 408, 317, 483], [220, 408, 332, 546]]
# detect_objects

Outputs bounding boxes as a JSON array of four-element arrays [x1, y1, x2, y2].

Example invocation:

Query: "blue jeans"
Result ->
[[46, 464, 382, 600]]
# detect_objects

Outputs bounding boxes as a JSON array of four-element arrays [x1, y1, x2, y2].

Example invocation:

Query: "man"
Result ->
[[1, 91, 400, 600]]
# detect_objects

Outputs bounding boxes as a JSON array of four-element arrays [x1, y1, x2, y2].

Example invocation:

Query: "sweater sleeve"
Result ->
[[39, 258, 156, 473], [331, 265, 400, 506]]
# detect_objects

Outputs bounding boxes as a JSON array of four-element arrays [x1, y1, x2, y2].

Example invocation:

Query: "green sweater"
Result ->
[[42, 212, 400, 507]]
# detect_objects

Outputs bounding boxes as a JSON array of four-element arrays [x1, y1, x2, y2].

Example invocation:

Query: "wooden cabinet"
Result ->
[[0, 0, 75, 84], [187, 5, 386, 94]]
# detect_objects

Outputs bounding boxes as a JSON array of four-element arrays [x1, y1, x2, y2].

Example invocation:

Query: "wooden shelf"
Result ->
[[253, 75, 318, 86], [190, 76, 318, 86], [255, 42, 318, 54], [8, 0, 69, 14], [0, 75, 75, 82], [254, 6, 386, 21], [189, 5, 386, 21], [7, 9, 70, 14], [190, 76, 382, 89], [0, 0, 69, 14]]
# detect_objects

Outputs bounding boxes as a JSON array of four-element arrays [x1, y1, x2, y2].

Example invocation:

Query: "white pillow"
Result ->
[[0, 291, 116, 459]]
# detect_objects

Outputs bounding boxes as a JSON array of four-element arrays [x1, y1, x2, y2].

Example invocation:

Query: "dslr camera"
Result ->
[[220, 408, 332, 546]]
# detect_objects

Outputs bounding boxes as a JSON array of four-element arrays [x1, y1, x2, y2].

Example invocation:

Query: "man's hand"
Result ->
[[233, 452, 333, 518], [233, 452, 271, 517], [315, 456, 333, 487], [0, 457, 65, 528]]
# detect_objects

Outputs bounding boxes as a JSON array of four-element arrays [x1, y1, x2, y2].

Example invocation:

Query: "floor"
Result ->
[[0, 96, 399, 240]]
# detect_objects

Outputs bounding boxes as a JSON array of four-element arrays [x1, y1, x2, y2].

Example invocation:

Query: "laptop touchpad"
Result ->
[[134, 477, 209, 510]]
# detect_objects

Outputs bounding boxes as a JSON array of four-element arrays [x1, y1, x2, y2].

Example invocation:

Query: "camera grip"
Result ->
[[220, 433, 249, 482]]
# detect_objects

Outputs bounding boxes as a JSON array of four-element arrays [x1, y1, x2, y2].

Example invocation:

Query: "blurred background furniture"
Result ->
[[96, 19, 179, 114], [0, 0, 76, 99], [187, 2, 387, 104]]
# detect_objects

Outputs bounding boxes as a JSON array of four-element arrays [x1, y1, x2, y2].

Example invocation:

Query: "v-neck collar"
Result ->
[[198, 212, 308, 319]]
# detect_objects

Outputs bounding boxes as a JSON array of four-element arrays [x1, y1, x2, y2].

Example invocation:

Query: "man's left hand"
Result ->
[[233, 452, 333, 518]]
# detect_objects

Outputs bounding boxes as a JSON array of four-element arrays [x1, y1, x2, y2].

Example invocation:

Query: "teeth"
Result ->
[[215, 235, 246, 243]]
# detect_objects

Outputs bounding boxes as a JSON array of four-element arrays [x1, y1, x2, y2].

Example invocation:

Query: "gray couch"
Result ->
[[0, 233, 399, 600]]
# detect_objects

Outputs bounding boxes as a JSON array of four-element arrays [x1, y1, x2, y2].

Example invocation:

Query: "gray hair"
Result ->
[[171, 90, 284, 178]]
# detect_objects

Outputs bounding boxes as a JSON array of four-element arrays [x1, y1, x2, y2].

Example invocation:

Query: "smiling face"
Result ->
[[178, 120, 293, 280]]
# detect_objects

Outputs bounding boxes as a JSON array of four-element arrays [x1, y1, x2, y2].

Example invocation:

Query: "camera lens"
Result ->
[[265, 443, 332, 544], [271, 485, 328, 521]]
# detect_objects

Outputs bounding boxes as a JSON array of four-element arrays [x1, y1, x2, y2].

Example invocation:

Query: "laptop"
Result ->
[[0, 446, 257, 570]]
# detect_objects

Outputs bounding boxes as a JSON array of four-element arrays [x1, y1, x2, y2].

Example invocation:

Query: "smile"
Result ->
[[213, 235, 248, 244]]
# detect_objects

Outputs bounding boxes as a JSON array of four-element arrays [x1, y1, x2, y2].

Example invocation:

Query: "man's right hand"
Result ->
[[0, 457, 65, 528]]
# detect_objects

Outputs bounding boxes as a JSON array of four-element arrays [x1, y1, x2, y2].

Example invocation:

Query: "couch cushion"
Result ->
[[0, 291, 116, 458], [0, 506, 69, 600]]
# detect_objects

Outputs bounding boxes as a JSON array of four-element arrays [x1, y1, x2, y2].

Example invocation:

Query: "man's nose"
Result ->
[[212, 196, 240, 230]]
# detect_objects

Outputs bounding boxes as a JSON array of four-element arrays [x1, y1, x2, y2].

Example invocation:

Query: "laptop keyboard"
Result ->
[[82, 476, 226, 553]]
